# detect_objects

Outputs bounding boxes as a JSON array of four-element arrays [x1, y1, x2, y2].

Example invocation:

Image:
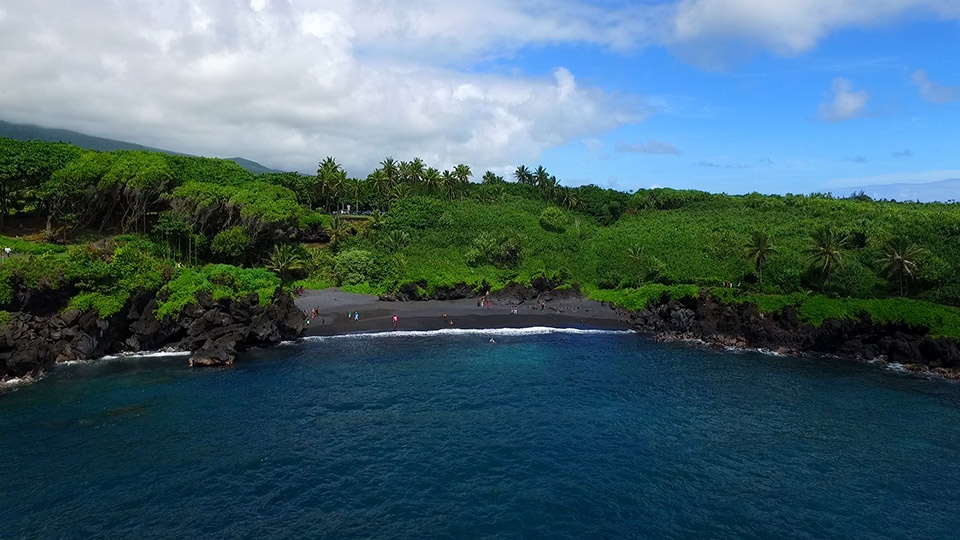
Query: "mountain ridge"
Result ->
[[0, 120, 281, 175]]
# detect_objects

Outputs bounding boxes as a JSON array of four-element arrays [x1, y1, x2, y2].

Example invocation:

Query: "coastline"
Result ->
[[293, 288, 632, 336]]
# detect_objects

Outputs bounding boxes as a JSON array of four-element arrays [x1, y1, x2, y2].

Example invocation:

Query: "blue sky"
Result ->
[[1, 1, 958, 196], [529, 20, 960, 195]]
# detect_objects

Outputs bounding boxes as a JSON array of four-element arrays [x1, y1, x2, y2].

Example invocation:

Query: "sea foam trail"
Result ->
[[304, 326, 634, 342], [70, 349, 191, 364]]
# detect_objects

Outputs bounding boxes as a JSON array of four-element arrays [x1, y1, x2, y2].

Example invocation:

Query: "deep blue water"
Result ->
[[2, 328, 960, 539]]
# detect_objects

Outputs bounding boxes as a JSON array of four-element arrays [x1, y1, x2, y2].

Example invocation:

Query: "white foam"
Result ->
[[95, 349, 190, 361], [304, 326, 634, 342], [1, 376, 28, 387]]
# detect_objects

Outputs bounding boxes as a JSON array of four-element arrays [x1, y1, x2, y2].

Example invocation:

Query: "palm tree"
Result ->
[[315, 156, 343, 212], [369, 169, 391, 208], [745, 231, 777, 286], [534, 165, 550, 190], [380, 229, 410, 253], [361, 210, 385, 239], [325, 214, 351, 248], [441, 170, 457, 199], [805, 225, 850, 291], [390, 183, 411, 206], [482, 171, 504, 185], [422, 167, 441, 195], [514, 165, 534, 185], [408, 157, 425, 186], [878, 237, 924, 297], [380, 157, 398, 188], [266, 244, 306, 283], [480, 183, 505, 203], [560, 188, 581, 210], [627, 244, 646, 285]]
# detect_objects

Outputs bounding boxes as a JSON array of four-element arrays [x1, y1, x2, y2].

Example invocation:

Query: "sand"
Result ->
[[293, 288, 632, 337]]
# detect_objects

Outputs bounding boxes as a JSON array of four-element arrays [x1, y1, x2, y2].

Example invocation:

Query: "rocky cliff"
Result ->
[[1, 289, 304, 381], [630, 294, 960, 377]]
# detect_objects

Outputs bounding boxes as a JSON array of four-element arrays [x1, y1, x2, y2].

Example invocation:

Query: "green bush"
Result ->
[[538, 206, 567, 232], [211, 226, 252, 265], [155, 265, 279, 320], [334, 249, 380, 286]]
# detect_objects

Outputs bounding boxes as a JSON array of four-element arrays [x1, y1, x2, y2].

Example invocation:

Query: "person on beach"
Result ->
[[392, 315, 399, 331], [354, 312, 359, 321]]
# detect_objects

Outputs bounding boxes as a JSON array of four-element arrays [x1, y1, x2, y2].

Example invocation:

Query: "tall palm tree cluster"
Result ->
[[310, 156, 581, 216], [739, 226, 924, 297], [313, 156, 476, 213]]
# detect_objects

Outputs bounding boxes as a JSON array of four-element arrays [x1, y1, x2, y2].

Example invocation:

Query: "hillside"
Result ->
[[0, 120, 279, 175], [2, 137, 959, 341]]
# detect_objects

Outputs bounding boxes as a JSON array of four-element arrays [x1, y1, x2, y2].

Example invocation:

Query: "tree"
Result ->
[[380, 229, 410, 253], [265, 244, 306, 283], [482, 171, 504, 185], [745, 231, 777, 286], [324, 214, 351, 249], [380, 157, 398, 186], [627, 244, 645, 285], [878, 237, 924, 297], [441, 170, 458, 199], [316, 156, 344, 212], [211, 226, 252, 265], [559, 188, 581, 210], [805, 225, 850, 291], [422, 167, 441, 195], [514, 165, 534, 185]]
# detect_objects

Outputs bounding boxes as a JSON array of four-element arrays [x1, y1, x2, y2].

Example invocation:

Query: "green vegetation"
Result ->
[[2, 136, 960, 340]]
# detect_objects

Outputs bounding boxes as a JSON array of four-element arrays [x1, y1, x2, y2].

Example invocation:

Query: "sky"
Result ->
[[1, 0, 959, 196]]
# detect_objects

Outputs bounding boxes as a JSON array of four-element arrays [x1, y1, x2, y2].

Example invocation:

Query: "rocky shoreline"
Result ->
[[4, 284, 960, 384], [628, 293, 960, 379], [1, 288, 303, 382]]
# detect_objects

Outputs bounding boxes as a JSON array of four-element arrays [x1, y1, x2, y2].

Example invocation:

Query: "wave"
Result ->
[[61, 349, 191, 365], [304, 326, 634, 342]]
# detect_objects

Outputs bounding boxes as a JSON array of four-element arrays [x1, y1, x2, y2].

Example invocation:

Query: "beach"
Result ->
[[294, 288, 632, 336]]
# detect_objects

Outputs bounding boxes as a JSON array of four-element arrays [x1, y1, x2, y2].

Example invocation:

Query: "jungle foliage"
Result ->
[[2, 137, 960, 337]]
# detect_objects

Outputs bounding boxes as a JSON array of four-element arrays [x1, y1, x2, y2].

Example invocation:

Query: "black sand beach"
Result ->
[[294, 288, 632, 336]]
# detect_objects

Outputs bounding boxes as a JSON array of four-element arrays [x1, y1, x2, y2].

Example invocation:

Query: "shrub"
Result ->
[[155, 265, 279, 319], [539, 206, 567, 232], [211, 226, 252, 265], [334, 249, 379, 286]]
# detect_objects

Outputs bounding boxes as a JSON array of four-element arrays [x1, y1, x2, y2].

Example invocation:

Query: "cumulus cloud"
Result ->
[[912, 69, 960, 104], [0, 1, 653, 174], [669, 0, 960, 69], [893, 149, 912, 158], [818, 78, 869, 122], [615, 140, 680, 155]]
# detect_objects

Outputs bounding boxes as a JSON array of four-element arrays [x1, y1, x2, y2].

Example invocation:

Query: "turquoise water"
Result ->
[[2, 329, 959, 538]]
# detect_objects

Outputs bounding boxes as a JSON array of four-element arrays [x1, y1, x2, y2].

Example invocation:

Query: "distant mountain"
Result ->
[[0, 120, 281, 175], [224, 157, 281, 175], [833, 178, 960, 203]]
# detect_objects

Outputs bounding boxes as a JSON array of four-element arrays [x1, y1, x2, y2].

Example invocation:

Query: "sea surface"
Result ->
[[2, 328, 959, 539]]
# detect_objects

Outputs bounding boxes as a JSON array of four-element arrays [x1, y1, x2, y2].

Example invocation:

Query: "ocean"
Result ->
[[2, 329, 959, 539]]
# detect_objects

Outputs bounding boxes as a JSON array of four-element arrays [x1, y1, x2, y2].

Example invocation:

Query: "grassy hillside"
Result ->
[[2, 137, 959, 337]]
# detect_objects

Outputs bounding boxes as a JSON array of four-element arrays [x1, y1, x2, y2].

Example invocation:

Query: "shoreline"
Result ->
[[293, 288, 633, 337]]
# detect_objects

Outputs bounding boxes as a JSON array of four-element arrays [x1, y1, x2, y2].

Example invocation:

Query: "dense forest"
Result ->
[[2, 137, 959, 337]]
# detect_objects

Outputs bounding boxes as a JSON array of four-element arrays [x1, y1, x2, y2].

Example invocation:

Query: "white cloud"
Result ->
[[2, 0, 957, 176], [818, 78, 870, 122], [912, 69, 960, 104], [0, 1, 652, 175], [670, 0, 960, 69]]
